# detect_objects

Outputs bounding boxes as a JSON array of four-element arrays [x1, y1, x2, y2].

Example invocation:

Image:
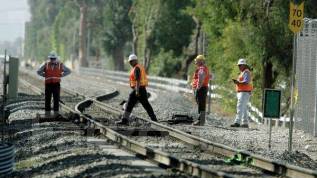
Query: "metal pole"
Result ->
[[207, 78, 212, 114], [268, 118, 272, 150], [3, 50, 7, 102], [288, 33, 297, 151], [86, 28, 90, 66], [2, 50, 7, 142], [202, 32, 205, 55]]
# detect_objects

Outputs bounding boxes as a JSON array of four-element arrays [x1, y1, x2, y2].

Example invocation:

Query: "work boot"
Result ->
[[122, 111, 131, 119], [115, 118, 129, 126], [116, 110, 130, 124], [150, 116, 158, 122], [45, 111, 51, 118], [230, 123, 240, 127], [53, 111, 60, 117], [193, 112, 205, 126]]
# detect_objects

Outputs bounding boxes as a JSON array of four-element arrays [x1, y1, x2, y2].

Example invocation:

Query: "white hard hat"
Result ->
[[48, 51, 58, 59], [128, 54, 138, 62], [237, 58, 247, 65]]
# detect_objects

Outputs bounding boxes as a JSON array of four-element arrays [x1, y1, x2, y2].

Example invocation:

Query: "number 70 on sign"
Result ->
[[289, 1, 304, 33]]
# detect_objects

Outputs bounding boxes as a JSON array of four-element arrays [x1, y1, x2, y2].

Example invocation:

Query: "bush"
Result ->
[[149, 50, 182, 78]]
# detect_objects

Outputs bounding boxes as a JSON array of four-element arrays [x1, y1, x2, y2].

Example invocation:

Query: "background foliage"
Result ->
[[24, 0, 317, 113]]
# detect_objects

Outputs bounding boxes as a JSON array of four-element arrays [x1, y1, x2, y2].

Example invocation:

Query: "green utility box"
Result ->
[[8, 57, 19, 99], [263, 89, 281, 118]]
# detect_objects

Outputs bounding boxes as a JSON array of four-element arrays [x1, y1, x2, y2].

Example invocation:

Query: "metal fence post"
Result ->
[[2, 50, 7, 142], [207, 78, 212, 114], [8, 57, 19, 100]]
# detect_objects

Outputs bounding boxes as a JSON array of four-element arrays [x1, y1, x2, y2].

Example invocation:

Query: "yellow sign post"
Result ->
[[288, 1, 304, 152], [289, 1, 304, 33]]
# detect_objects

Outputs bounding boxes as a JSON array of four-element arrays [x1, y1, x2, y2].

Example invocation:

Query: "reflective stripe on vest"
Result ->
[[45, 62, 62, 84], [129, 64, 148, 87], [235, 69, 253, 92], [192, 65, 210, 89]]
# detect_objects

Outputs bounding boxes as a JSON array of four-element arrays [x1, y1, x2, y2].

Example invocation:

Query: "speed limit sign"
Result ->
[[289, 1, 304, 33]]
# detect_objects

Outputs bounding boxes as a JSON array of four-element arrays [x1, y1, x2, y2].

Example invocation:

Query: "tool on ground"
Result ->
[[166, 114, 193, 125]]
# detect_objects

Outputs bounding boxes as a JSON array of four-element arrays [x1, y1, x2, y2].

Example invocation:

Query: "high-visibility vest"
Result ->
[[45, 61, 63, 84], [129, 64, 148, 87], [235, 69, 253, 92], [192, 65, 210, 89]]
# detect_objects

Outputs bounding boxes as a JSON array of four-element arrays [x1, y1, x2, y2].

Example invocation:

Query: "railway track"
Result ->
[[17, 70, 317, 178], [19, 74, 235, 177], [71, 90, 316, 178]]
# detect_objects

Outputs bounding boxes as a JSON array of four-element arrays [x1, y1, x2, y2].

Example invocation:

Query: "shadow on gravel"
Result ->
[[16, 138, 89, 160], [3, 122, 81, 143], [276, 151, 317, 169], [17, 93, 43, 98], [187, 159, 226, 165], [67, 164, 152, 178], [15, 127, 81, 140], [13, 154, 136, 177], [9, 118, 60, 125], [8, 119, 76, 133], [187, 159, 264, 177], [14, 128, 81, 142], [224, 170, 264, 177]]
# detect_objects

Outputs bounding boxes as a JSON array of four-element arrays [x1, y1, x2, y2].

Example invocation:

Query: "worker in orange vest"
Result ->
[[192, 55, 210, 126], [116, 54, 158, 125], [37, 51, 71, 117], [231, 58, 253, 128]]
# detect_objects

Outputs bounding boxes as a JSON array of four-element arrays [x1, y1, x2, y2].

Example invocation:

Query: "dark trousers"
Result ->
[[125, 87, 156, 120], [45, 83, 60, 112], [195, 86, 208, 113]]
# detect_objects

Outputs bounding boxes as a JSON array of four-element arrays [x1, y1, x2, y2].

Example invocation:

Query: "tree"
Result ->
[[102, 0, 132, 71], [152, 0, 195, 56], [130, 0, 195, 73], [129, 0, 162, 71], [181, 16, 202, 79], [25, 0, 61, 61], [182, 0, 290, 110], [75, 0, 89, 67], [79, 3, 88, 66]]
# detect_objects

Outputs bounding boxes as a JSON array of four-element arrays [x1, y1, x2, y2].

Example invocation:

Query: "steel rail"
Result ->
[[67, 87, 317, 178], [75, 100, 235, 178], [21, 78, 233, 178], [21, 76, 317, 178]]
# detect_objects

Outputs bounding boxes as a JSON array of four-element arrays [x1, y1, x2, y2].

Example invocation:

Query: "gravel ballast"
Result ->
[[3, 108, 188, 178], [19, 69, 317, 171], [65, 71, 317, 170], [0, 74, 191, 177]]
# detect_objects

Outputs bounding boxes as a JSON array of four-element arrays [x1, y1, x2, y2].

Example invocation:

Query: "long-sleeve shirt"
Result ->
[[239, 70, 251, 84], [192, 65, 209, 89], [37, 61, 71, 77], [197, 68, 206, 88], [134, 66, 140, 81]]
